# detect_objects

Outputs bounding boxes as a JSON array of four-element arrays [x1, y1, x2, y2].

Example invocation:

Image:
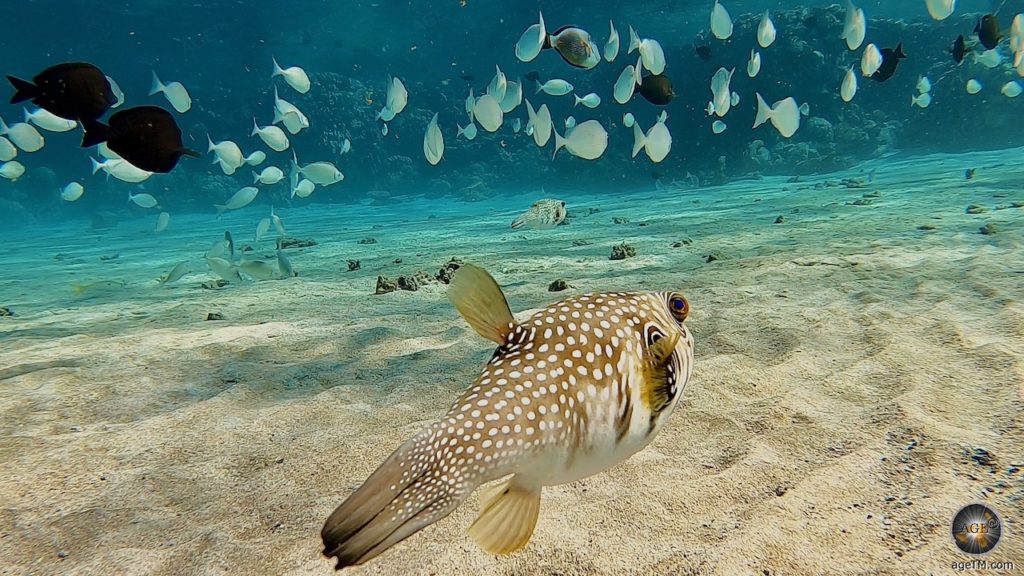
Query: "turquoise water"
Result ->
[[1, 2, 1023, 575]]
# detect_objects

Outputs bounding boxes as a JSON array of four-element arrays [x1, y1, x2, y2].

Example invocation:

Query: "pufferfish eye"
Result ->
[[668, 293, 689, 321]]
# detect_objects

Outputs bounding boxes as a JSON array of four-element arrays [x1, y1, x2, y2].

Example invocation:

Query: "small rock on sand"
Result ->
[[610, 242, 636, 261], [548, 279, 569, 292]]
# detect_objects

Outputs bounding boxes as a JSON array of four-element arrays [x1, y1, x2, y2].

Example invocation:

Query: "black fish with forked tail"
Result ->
[[8, 62, 115, 122], [870, 43, 907, 82], [81, 105, 199, 173]]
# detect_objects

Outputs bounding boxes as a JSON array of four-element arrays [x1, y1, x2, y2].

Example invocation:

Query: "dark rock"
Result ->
[[979, 223, 998, 235], [965, 204, 986, 214], [358, 237, 377, 245], [278, 237, 317, 249], [436, 258, 463, 284], [609, 242, 635, 260], [971, 448, 996, 467], [638, 222, 649, 227], [201, 279, 228, 290], [706, 253, 719, 263], [612, 217, 630, 225], [346, 259, 361, 271], [548, 279, 569, 292], [0, 306, 12, 317], [375, 275, 396, 294], [397, 274, 422, 291], [917, 224, 937, 230], [774, 215, 785, 224], [205, 312, 225, 321]]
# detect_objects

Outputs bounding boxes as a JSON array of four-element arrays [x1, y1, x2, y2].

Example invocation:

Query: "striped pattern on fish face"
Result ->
[[445, 291, 695, 487], [321, 264, 693, 569], [552, 29, 597, 68]]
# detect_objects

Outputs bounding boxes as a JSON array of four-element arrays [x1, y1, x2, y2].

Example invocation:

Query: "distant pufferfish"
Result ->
[[321, 263, 695, 569], [511, 198, 567, 230]]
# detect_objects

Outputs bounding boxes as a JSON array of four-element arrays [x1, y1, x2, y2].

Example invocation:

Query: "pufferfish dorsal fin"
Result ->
[[448, 263, 517, 344], [641, 332, 681, 413]]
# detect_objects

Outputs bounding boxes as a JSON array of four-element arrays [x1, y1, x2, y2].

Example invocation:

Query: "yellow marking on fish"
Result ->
[[510, 198, 566, 230], [321, 264, 694, 569]]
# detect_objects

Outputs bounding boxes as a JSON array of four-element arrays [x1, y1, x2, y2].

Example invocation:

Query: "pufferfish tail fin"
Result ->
[[468, 475, 542, 555], [321, 424, 475, 569], [448, 263, 516, 344], [510, 213, 530, 230]]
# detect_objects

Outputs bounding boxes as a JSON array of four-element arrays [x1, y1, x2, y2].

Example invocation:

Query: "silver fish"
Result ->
[[159, 260, 195, 285], [206, 257, 242, 283], [276, 249, 295, 278], [547, 26, 600, 69], [239, 259, 278, 281]]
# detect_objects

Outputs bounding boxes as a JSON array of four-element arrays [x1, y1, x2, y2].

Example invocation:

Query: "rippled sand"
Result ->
[[1, 148, 1022, 575]]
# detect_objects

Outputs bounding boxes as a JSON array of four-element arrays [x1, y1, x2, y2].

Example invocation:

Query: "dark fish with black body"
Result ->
[[695, 44, 712, 60], [870, 43, 906, 82], [81, 105, 200, 173], [7, 62, 115, 122], [975, 14, 1001, 51], [460, 74, 474, 82], [636, 73, 675, 106], [525, 71, 541, 83], [950, 34, 967, 64]]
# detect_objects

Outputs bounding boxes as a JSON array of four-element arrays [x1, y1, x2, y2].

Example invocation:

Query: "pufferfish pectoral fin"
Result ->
[[448, 263, 517, 344], [468, 475, 542, 555], [641, 332, 681, 413]]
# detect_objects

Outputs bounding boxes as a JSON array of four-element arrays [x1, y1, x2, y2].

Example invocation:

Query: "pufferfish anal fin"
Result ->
[[468, 475, 542, 555], [641, 332, 681, 413], [448, 263, 517, 344]]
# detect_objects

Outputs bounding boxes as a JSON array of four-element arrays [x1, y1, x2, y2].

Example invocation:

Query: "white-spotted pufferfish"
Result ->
[[510, 198, 566, 230], [321, 263, 694, 569]]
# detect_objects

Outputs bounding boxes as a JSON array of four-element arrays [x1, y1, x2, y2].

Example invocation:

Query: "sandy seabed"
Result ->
[[1, 148, 1022, 576]]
